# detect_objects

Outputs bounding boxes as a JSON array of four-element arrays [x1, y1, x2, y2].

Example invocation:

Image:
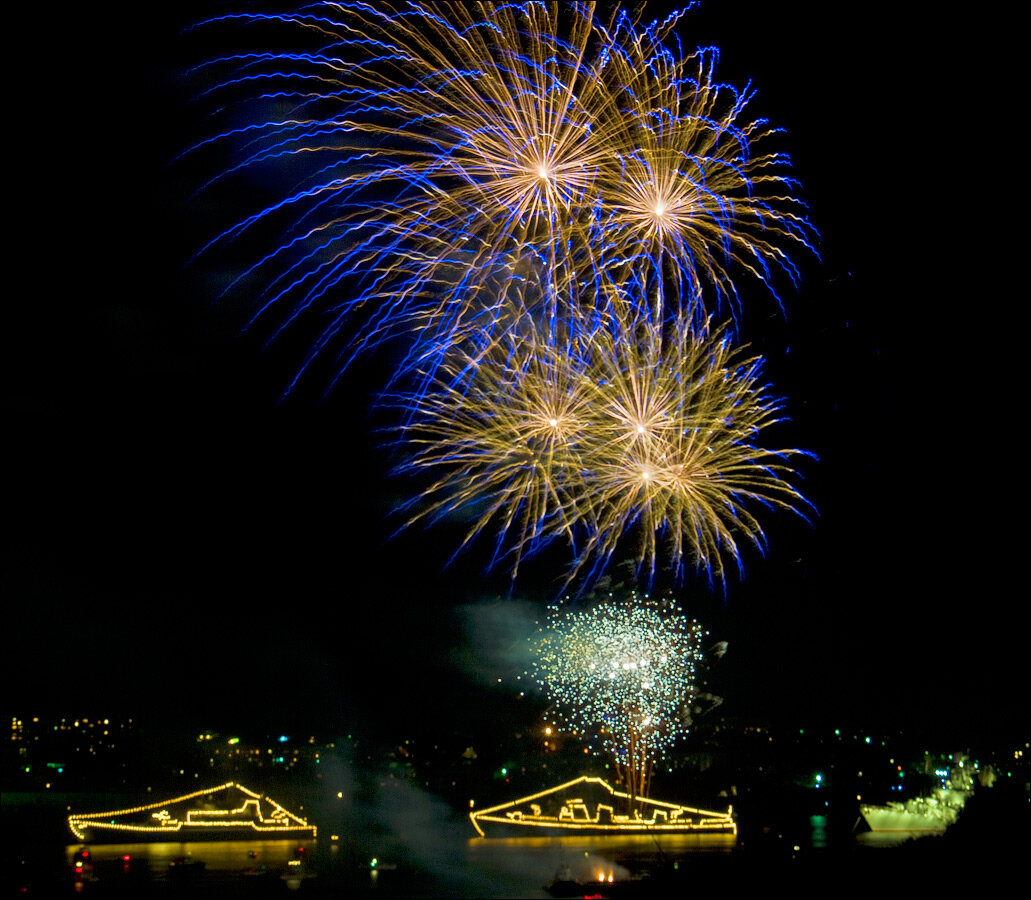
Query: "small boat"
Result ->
[[168, 855, 206, 883]]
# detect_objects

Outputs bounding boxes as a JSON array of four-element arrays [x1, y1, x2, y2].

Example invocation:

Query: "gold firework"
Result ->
[[397, 314, 595, 578], [592, 16, 817, 320], [195, 3, 816, 377], [398, 307, 810, 588], [571, 319, 810, 586]]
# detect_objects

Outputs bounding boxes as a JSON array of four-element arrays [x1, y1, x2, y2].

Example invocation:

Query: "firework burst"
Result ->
[[189, 2, 816, 388], [532, 590, 705, 805], [394, 311, 595, 578], [191, 1, 615, 385], [592, 15, 818, 323], [397, 305, 812, 589], [570, 316, 812, 588]]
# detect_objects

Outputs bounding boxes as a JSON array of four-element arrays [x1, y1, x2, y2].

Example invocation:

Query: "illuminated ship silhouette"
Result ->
[[469, 776, 736, 837], [860, 758, 974, 834], [67, 782, 317, 842]]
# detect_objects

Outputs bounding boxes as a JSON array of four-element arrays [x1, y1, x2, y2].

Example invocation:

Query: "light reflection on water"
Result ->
[[468, 833, 737, 854], [854, 830, 943, 848], [464, 833, 737, 892], [64, 838, 304, 870], [64, 834, 736, 892]]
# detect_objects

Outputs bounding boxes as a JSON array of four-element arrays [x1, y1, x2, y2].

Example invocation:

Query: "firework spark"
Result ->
[[397, 307, 812, 589], [592, 14, 818, 322], [569, 316, 812, 588], [393, 307, 594, 578], [191, 1, 614, 386], [532, 591, 705, 804], [189, 2, 816, 388]]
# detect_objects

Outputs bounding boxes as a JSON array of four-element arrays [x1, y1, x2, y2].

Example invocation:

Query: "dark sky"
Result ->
[[5, 4, 1022, 749]]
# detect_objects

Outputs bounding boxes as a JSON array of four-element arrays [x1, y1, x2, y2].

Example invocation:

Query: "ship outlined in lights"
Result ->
[[67, 782, 317, 842], [469, 775, 737, 837], [860, 757, 975, 834]]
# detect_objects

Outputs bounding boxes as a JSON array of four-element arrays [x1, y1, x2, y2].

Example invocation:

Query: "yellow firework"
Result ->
[[592, 15, 817, 320], [570, 319, 811, 587], [195, 3, 816, 381], [396, 314, 595, 578], [397, 307, 811, 588], [198, 2, 620, 365]]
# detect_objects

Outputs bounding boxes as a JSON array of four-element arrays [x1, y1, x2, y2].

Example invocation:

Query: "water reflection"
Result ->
[[809, 814, 828, 849], [64, 838, 305, 871], [854, 830, 935, 848], [468, 833, 736, 854], [465, 833, 736, 894]]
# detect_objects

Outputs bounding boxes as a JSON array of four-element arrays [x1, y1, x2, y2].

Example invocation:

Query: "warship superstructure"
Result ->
[[470, 775, 736, 837], [68, 782, 316, 842]]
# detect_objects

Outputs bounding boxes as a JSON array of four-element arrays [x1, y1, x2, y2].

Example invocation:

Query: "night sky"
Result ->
[[6, 4, 1022, 750]]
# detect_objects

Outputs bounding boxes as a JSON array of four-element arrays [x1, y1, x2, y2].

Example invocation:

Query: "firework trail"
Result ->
[[591, 11, 818, 324], [187, 3, 817, 591], [189, 2, 816, 389], [533, 590, 705, 803], [396, 304, 812, 589], [393, 309, 594, 579], [191, 1, 612, 388], [568, 314, 812, 588]]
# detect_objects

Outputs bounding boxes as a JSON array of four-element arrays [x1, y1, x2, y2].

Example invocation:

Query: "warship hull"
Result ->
[[70, 824, 317, 844], [470, 776, 737, 839], [67, 782, 317, 844]]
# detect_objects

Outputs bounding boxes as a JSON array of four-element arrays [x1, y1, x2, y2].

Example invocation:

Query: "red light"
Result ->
[[122, 854, 131, 862]]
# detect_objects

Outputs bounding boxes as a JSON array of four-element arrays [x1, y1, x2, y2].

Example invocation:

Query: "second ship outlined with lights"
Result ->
[[469, 775, 736, 837]]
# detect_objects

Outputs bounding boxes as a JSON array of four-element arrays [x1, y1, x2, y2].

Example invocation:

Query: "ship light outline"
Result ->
[[67, 781, 316, 841], [469, 775, 736, 837]]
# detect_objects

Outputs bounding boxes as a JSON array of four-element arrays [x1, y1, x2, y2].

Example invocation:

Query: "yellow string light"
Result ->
[[67, 782, 316, 841], [469, 775, 735, 837]]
